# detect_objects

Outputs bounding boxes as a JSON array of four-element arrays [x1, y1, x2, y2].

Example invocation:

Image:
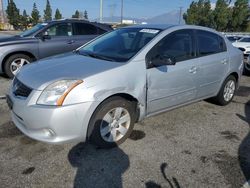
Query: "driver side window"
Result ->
[[149, 29, 195, 63], [45, 23, 72, 37]]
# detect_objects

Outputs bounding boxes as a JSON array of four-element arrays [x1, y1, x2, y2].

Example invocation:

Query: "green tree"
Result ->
[[183, 0, 213, 27], [44, 0, 52, 21], [54, 8, 62, 20], [213, 0, 230, 31], [198, 0, 213, 27], [84, 10, 88, 20], [231, 0, 249, 31], [183, 2, 199, 25], [72, 10, 80, 18], [6, 0, 20, 30], [20, 10, 29, 29], [31, 3, 40, 25]]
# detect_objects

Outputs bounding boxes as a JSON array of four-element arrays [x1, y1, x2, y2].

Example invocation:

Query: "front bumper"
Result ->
[[9, 90, 97, 144]]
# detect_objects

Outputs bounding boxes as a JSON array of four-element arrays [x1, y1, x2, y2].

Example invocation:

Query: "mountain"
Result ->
[[147, 10, 185, 24], [93, 10, 185, 24]]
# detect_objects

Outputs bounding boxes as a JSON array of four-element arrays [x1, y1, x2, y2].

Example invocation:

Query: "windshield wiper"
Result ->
[[77, 51, 115, 62], [87, 53, 115, 62]]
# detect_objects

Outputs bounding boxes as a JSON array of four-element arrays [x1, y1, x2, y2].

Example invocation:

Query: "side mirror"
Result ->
[[149, 54, 176, 67], [41, 31, 51, 40]]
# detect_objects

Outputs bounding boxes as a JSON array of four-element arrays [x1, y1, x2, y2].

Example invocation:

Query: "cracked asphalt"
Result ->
[[0, 72, 249, 188]]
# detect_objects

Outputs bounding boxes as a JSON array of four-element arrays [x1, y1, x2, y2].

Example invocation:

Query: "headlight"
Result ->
[[37, 80, 83, 106]]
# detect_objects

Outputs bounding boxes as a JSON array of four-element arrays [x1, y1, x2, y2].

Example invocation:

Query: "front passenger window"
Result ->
[[149, 30, 195, 63], [46, 23, 72, 36]]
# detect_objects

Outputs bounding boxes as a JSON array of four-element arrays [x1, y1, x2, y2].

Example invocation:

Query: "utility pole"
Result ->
[[100, 0, 103, 23], [120, 0, 123, 24], [178, 6, 183, 25]]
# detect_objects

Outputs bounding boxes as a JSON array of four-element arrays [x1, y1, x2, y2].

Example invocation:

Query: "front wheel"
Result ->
[[4, 54, 32, 78], [89, 97, 136, 148], [213, 75, 237, 106]]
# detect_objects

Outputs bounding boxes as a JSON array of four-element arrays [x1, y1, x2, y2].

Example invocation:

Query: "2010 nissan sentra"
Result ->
[[7, 24, 243, 148]]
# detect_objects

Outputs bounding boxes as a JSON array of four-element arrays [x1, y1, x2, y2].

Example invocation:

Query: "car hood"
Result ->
[[0, 35, 36, 47], [232, 42, 250, 48], [16, 53, 123, 90]]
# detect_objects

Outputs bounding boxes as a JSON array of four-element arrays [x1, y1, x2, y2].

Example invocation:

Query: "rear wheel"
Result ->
[[244, 60, 250, 75], [4, 54, 32, 78], [89, 97, 136, 148], [213, 75, 237, 106]]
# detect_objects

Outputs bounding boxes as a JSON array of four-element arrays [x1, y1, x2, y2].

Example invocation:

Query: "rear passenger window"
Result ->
[[149, 29, 195, 63], [74, 23, 98, 35], [197, 30, 226, 56]]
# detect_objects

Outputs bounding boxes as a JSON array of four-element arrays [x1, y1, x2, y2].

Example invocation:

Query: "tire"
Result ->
[[89, 97, 136, 148], [4, 54, 33, 78], [213, 75, 237, 106], [243, 62, 250, 76]]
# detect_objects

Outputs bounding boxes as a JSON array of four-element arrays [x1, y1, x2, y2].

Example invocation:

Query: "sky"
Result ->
[[2, 0, 224, 20]]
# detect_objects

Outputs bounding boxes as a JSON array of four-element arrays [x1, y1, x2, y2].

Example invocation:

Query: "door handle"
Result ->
[[221, 59, 228, 65], [189, 66, 197, 74], [67, 40, 75, 44]]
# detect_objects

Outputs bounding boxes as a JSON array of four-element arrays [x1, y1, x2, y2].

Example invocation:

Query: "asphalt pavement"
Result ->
[[0, 63, 250, 187]]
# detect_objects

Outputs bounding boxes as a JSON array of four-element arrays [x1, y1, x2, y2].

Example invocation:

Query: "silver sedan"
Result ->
[[7, 24, 243, 148]]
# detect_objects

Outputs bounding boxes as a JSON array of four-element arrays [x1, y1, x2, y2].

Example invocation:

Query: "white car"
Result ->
[[232, 37, 250, 74]]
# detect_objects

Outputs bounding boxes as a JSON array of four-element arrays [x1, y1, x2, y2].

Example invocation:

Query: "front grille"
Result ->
[[238, 47, 246, 52], [12, 78, 32, 98]]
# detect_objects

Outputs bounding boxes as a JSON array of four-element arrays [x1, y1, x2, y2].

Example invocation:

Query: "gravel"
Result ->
[[0, 75, 249, 188]]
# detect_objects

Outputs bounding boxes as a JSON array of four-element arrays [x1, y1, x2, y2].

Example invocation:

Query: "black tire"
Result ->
[[213, 75, 237, 106], [89, 96, 136, 148], [243, 63, 250, 76], [4, 54, 33, 78]]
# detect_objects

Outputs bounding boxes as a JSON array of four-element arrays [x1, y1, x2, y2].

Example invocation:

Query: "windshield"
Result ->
[[239, 37, 250, 42], [78, 28, 161, 62], [19, 23, 47, 37]]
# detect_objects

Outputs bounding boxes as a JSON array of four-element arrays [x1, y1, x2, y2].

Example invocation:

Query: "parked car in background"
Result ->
[[226, 36, 241, 43], [232, 37, 250, 75], [0, 19, 112, 78], [7, 25, 243, 148]]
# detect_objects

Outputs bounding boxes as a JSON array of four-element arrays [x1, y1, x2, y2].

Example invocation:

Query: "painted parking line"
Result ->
[[0, 95, 6, 100]]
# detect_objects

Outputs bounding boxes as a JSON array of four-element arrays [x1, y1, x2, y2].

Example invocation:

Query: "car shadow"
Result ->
[[237, 100, 250, 184], [145, 163, 181, 188], [68, 142, 129, 188], [0, 73, 9, 79]]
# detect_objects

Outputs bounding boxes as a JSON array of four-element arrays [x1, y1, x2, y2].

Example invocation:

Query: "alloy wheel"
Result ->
[[10, 58, 30, 75], [100, 107, 131, 142]]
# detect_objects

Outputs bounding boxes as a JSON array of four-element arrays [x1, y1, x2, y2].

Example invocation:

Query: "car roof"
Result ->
[[126, 24, 219, 33], [126, 24, 177, 30], [44, 19, 113, 31]]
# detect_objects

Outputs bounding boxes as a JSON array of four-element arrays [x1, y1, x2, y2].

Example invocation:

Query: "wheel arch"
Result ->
[[86, 93, 141, 140], [2, 51, 37, 72], [226, 72, 240, 89]]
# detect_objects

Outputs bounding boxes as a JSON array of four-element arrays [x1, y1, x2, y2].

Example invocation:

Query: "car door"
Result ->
[[146, 29, 200, 115], [38, 22, 76, 59], [72, 22, 99, 49], [195, 30, 230, 98]]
